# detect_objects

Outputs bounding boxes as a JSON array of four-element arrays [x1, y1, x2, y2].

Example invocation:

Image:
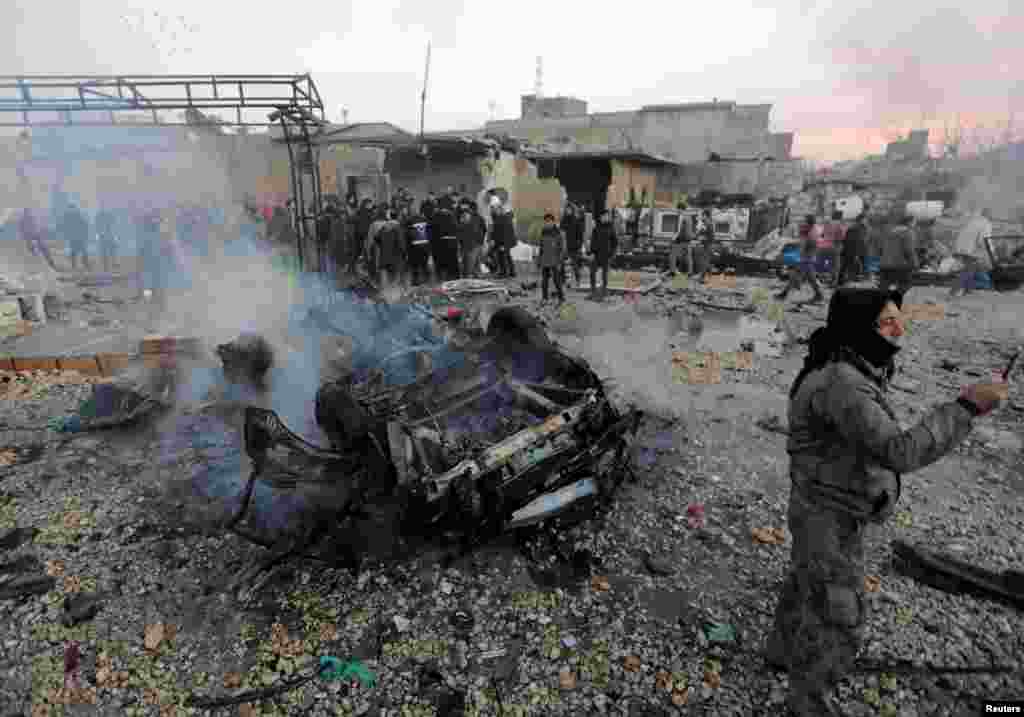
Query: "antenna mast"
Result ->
[[419, 41, 431, 139], [535, 56, 544, 99]]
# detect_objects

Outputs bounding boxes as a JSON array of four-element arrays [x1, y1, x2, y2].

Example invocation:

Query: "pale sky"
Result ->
[[3, 0, 1021, 161]]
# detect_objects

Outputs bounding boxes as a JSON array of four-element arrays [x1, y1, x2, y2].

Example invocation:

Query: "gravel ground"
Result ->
[[1, 277, 1023, 717]]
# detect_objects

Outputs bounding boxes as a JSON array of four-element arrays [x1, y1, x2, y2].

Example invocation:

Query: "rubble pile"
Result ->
[[0, 267, 1022, 717]]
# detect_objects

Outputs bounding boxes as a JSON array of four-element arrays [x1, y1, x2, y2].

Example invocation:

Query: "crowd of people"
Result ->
[[282, 187, 517, 289], [771, 203, 999, 303]]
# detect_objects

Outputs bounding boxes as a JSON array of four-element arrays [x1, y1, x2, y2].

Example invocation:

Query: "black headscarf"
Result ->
[[788, 288, 904, 398]]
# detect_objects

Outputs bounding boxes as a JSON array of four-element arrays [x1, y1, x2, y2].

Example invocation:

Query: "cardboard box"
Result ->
[[96, 352, 132, 376], [704, 274, 737, 289], [58, 356, 103, 376], [13, 356, 58, 372], [902, 303, 945, 321]]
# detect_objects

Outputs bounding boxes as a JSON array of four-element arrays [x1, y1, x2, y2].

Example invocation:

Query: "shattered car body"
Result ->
[[222, 305, 642, 567]]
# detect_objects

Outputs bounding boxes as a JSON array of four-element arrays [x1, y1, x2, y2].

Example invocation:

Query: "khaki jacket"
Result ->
[[787, 349, 974, 522]]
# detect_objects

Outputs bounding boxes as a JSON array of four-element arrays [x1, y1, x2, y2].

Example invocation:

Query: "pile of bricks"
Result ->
[[0, 353, 131, 377]]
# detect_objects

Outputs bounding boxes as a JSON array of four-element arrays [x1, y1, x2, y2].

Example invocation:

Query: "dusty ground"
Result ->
[[1, 271, 1023, 717]]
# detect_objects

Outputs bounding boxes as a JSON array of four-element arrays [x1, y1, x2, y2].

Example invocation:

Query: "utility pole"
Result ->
[[419, 41, 431, 139]]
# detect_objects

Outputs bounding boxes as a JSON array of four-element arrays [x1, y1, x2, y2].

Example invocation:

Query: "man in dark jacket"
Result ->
[[405, 210, 431, 286], [766, 287, 1007, 716], [375, 210, 405, 287], [878, 213, 917, 295], [836, 213, 868, 287], [353, 199, 374, 273], [458, 209, 484, 278], [430, 203, 459, 282], [490, 203, 516, 278], [560, 204, 585, 287], [776, 214, 825, 303], [588, 209, 618, 299], [669, 207, 692, 276], [61, 203, 92, 272], [536, 213, 565, 303], [421, 192, 437, 222]]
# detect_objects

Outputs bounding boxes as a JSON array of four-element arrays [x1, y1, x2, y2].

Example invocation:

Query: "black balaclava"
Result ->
[[789, 287, 904, 398]]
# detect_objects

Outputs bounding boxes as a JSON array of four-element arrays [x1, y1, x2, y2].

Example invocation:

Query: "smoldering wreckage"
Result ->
[[25, 282, 644, 590]]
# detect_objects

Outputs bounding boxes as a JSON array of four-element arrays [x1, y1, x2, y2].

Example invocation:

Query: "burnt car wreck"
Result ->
[[217, 306, 642, 591]]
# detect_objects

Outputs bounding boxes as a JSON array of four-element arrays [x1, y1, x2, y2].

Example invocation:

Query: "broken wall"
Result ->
[[651, 160, 804, 202], [607, 160, 659, 209]]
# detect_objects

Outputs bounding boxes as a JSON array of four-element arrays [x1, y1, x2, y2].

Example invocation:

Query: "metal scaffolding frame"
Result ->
[[0, 74, 329, 265]]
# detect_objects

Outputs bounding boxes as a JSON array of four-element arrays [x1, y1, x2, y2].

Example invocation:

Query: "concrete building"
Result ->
[[486, 95, 793, 163], [885, 130, 930, 162]]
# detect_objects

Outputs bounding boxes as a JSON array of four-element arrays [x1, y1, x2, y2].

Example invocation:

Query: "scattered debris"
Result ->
[[751, 527, 786, 545], [892, 540, 1024, 610]]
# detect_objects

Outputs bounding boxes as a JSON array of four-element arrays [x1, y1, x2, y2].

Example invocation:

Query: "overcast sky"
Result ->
[[2, 0, 1021, 161]]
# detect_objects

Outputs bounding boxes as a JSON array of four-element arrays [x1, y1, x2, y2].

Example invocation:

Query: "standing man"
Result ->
[[405, 206, 431, 286], [692, 208, 715, 276], [431, 201, 459, 282], [95, 203, 119, 273], [458, 208, 484, 279], [821, 210, 846, 282], [950, 207, 993, 297], [490, 201, 517, 279], [375, 209, 406, 288], [588, 209, 618, 300], [560, 204, 582, 287], [536, 213, 565, 303], [776, 214, 825, 303], [60, 202, 92, 272], [766, 287, 1008, 716], [878, 213, 917, 295], [836, 213, 868, 287], [669, 204, 692, 276], [18, 208, 59, 271], [353, 199, 375, 273]]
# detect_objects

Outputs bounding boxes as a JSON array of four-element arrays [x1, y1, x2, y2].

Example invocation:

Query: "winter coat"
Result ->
[[589, 222, 618, 260], [470, 214, 487, 246], [787, 347, 974, 523], [375, 220, 405, 268], [457, 220, 480, 251], [492, 211, 517, 248], [843, 221, 868, 258], [561, 215, 584, 253], [536, 225, 565, 269], [880, 225, 918, 271], [405, 215, 430, 254], [432, 208, 458, 240]]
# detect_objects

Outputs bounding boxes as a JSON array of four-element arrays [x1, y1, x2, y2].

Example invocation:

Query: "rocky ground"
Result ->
[[1, 272, 1023, 717]]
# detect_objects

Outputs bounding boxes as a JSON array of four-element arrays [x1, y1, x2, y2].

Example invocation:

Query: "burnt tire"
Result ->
[[486, 306, 554, 352]]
